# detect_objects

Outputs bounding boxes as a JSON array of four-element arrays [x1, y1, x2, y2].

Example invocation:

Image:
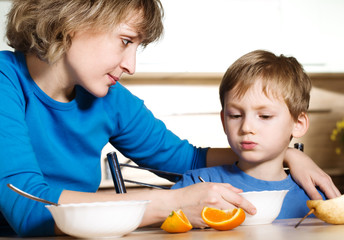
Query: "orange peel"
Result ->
[[161, 209, 192, 233], [201, 207, 245, 231]]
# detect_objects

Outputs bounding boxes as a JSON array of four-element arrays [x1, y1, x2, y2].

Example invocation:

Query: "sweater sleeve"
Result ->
[[105, 84, 208, 182], [0, 59, 62, 237], [170, 171, 199, 189]]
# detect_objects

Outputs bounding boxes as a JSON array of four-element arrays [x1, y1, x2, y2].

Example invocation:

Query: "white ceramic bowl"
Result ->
[[46, 200, 149, 238], [239, 190, 288, 225]]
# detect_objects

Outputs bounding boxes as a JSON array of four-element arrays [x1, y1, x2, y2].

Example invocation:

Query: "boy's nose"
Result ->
[[240, 117, 255, 135]]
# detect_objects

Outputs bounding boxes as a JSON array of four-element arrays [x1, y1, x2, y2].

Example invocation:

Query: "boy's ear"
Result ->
[[292, 112, 309, 138], [220, 110, 226, 133]]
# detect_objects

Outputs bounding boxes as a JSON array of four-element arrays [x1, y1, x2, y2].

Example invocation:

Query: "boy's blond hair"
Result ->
[[219, 50, 312, 120], [6, 0, 164, 63]]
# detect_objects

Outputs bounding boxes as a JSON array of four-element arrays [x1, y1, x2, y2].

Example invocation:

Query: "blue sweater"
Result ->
[[172, 164, 324, 219], [0, 51, 208, 236]]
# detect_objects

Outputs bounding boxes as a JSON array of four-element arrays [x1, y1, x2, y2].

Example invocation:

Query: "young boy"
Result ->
[[172, 50, 324, 219]]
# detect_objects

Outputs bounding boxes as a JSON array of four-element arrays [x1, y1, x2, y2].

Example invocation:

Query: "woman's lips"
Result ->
[[241, 141, 257, 150], [108, 74, 119, 85]]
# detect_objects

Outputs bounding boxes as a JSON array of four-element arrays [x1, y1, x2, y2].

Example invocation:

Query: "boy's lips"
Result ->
[[108, 74, 119, 85], [240, 141, 257, 150]]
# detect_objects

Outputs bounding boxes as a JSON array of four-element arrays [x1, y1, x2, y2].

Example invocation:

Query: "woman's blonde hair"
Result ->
[[219, 50, 312, 120], [6, 0, 164, 63]]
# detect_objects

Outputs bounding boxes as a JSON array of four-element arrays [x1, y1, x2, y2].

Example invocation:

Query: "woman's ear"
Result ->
[[292, 112, 309, 138]]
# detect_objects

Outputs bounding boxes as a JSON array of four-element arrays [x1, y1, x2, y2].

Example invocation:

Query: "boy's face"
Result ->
[[221, 80, 297, 165]]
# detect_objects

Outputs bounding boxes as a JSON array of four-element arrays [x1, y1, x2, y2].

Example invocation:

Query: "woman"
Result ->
[[0, 0, 339, 237]]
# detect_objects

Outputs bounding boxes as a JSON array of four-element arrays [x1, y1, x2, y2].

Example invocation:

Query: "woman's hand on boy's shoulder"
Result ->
[[298, 167, 340, 200], [285, 148, 341, 199]]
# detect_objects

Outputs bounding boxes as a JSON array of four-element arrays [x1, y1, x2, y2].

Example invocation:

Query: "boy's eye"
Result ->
[[229, 114, 242, 119], [260, 115, 272, 119]]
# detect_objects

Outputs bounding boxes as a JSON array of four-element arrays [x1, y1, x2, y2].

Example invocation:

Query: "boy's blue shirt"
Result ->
[[0, 51, 208, 236], [172, 164, 325, 219]]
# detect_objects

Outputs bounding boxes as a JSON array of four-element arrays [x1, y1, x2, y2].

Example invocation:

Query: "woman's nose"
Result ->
[[120, 50, 136, 75]]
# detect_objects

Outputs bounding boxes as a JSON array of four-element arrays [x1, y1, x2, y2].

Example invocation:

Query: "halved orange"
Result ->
[[161, 209, 193, 233], [201, 207, 245, 231]]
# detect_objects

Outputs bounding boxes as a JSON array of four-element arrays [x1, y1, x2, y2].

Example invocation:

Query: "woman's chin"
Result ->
[[89, 88, 110, 98]]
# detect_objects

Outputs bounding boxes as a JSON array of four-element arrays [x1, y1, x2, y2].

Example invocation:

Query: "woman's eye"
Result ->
[[122, 39, 133, 46]]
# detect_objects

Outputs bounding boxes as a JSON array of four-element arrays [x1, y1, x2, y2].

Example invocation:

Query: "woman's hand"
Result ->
[[173, 182, 256, 228], [58, 183, 256, 229], [285, 148, 341, 200]]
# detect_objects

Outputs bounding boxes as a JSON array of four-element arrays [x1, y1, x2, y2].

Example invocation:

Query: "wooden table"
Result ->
[[1, 218, 343, 240]]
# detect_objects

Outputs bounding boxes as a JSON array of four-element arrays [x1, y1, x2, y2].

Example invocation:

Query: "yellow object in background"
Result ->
[[330, 119, 344, 155]]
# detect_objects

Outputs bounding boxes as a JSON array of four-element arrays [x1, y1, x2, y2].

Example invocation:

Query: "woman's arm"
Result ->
[[284, 148, 341, 199], [206, 148, 236, 167], [206, 148, 341, 199], [57, 182, 257, 233]]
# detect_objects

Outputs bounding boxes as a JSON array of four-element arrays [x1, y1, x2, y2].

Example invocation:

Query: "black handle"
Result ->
[[119, 163, 183, 178], [294, 143, 304, 152], [107, 152, 127, 194]]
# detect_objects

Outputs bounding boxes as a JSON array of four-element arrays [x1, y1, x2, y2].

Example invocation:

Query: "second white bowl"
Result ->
[[239, 190, 288, 225]]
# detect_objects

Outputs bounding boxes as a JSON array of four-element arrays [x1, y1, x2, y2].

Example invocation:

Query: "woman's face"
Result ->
[[64, 22, 141, 97]]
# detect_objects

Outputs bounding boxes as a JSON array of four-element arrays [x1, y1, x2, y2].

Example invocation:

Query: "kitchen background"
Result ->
[[1, 0, 343, 191]]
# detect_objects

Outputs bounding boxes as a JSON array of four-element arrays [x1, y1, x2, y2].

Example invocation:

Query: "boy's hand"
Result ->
[[285, 148, 341, 199]]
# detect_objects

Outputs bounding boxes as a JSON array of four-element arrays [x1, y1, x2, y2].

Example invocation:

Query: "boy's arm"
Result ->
[[206, 148, 341, 200]]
